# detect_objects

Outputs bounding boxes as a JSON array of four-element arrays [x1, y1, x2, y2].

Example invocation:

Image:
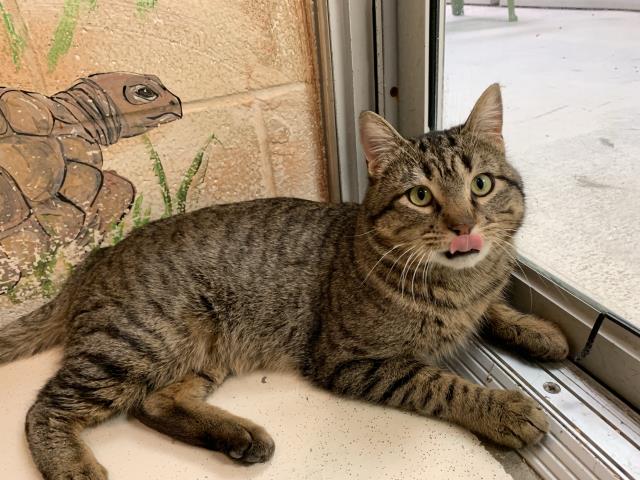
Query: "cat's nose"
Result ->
[[447, 222, 475, 236]]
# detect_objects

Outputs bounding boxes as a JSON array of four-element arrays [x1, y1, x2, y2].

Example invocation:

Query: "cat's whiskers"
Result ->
[[399, 248, 422, 297], [421, 252, 430, 300], [482, 227, 518, 243], [492, 233, 575, 306], [406, 247, 428, 299], [491, 237, 523, 282], [351, 228, 378, 238], [426, 250, 436, 286], [420, 249, 436, 300], [423, 250, 438, 302], [411, 251, 428, 305], [420, 233, 445, 242], [361, 243, 405, 286], [490, 237, 534, 313], [386, 244, 417, 285], [491, 227, 519, 234]]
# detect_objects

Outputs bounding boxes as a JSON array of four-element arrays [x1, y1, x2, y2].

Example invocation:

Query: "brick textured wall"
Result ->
[[0, 0, 326, 306]]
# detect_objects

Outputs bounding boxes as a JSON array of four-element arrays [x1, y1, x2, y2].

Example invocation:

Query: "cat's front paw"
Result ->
[[493, 313, 570, 361], [481, 389, 548, 449], [518, 316, 569, 361]]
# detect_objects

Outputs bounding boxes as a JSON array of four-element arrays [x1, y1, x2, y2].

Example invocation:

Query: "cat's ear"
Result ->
[[463, 83, 503, 143], [359, 111, 405, 178]]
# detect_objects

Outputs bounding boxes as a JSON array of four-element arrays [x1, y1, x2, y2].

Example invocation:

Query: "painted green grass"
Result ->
[[47, 0, 97, 71], [109, 194, 151, 245], [46, 0, 159, 71], [110, 218, 126, 245], [144, 133, 215, 218], [136, 0, 158, 14], [32, 248, 59, 298], [143, 135, 173, 218], [48, 0, 82, 71], [0, 2, 27, 70], [5, 284, 20, 304], [176, 134, 217, 214], [3, 248, 71, 302], [131, 194, 152, 229], [106, 133, 215, 246], [108, 133, 214, 245]]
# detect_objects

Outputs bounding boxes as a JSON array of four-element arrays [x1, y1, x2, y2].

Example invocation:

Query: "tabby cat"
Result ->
[[0, 83, 568, 480]]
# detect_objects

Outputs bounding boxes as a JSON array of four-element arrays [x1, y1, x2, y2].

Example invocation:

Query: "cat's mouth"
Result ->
[[444, 249, 480, 259], [447, 234, 484, 257]]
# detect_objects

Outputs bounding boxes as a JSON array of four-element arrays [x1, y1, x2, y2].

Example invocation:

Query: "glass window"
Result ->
[[443, 4, 640, 327]]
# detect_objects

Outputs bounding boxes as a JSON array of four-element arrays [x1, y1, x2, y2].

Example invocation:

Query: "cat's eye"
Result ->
[[471, 173, 494, 197], [407, 186, 433, 207]]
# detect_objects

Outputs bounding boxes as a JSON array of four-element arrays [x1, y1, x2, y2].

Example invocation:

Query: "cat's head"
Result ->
[[360, 83, 524, 270]]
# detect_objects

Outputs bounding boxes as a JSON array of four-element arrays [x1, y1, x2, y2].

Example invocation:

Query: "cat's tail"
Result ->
[[0, 295, 68, 364], [0, 247, 111, 364]]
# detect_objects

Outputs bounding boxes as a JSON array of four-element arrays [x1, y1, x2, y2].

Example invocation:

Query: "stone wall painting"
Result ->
[[0, 72, 185, 297], [0, 0, 326, 311]]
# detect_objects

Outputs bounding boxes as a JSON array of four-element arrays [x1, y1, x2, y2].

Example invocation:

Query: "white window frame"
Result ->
[[314, 1, 640, 478]]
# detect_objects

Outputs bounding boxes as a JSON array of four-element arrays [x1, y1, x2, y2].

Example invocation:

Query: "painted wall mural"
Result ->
[[0, 72, 183, 294], [0, 0, 325, 308]]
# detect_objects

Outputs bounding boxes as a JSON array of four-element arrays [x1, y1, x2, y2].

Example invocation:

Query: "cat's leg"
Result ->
[[133, 372, 275, 464], [316, 356, 548, 448], [26, 356, 148, 480], [483, 301, 569, 361]]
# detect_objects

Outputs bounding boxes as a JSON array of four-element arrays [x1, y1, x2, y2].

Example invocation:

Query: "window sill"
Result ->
[[448, 339, 640, 479]]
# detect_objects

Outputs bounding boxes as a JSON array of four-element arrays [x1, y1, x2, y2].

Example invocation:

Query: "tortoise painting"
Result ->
[[0, 72, 183, 293]]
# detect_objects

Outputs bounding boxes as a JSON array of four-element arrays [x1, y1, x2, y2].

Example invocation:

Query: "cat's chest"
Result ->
[[414, 303, 487, 357], [400, 289, 495, 358], [408, 271, 507, 356]]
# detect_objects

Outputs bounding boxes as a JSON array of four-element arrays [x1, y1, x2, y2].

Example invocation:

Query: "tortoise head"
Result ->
[[86, 72, 183, 138]]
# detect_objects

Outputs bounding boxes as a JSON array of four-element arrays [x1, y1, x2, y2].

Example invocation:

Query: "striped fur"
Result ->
[[1, 84, 568, 479]]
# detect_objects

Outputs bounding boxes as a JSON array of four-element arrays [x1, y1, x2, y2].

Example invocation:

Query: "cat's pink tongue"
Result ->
[[449, 234, 484, 254]]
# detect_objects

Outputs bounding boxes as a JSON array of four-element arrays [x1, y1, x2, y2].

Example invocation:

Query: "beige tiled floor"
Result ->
[[0, 347, 514, 480]]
